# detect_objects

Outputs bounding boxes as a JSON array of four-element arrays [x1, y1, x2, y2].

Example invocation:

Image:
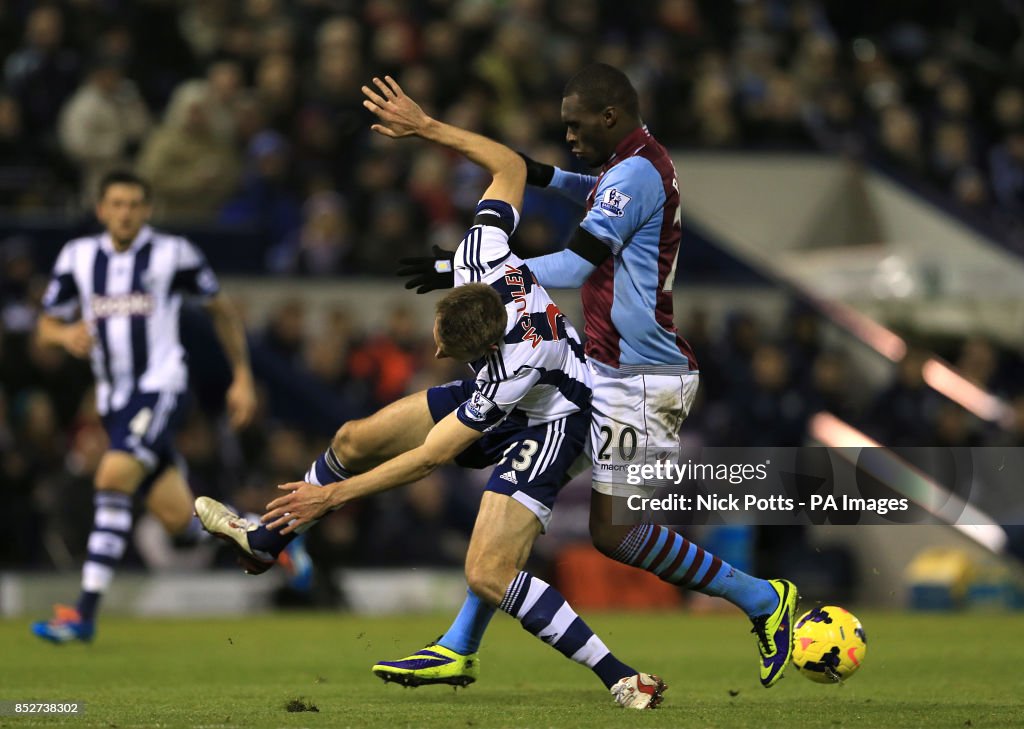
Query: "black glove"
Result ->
[[518, 152, 555, 187], [396, 245, 456, 294]]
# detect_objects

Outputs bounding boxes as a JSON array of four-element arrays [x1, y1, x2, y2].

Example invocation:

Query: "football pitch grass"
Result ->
[[2, 611, 1022, 728]]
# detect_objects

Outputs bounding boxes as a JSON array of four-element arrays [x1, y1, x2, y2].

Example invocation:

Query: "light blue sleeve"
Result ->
[[548, 167, 598, 206], [526, 249, 596, 289], [579, 157, 664, 255]]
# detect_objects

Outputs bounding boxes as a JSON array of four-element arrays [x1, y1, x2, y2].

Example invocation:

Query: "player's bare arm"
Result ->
[[262, 412, 482, 534], [204, 293, 256, 429], [362, 75, 526, 209], [36, 315, 92, 359]]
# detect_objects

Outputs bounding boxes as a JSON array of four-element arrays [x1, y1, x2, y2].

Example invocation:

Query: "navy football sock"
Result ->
[[77, 491, 133, 623], [499, 571, 636, 689], [248, 446, 352, 558]]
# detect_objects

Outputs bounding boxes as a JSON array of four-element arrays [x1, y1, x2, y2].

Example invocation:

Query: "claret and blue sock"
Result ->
[[612, 524, 778, 617]]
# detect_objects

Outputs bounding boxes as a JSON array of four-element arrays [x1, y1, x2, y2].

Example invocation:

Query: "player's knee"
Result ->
[[94, 465, 140, 494], [332, 421, 370, 470], [464, 556, 513, 606], [331, 422, 357, 463], [463, 562, 498, 605]]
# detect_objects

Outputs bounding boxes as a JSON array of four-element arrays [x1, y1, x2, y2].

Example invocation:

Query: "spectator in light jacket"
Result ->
[[58, 57, 151, 202], [136, 81, 240, 220]]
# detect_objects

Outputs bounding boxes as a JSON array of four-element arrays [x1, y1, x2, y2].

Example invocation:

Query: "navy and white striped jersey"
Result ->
[[41, 225, 219, 415], [453, 199, 591, 431]]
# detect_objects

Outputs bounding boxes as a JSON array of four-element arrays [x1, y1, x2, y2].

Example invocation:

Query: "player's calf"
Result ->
[[588, 516, 631, 558], [145, 467, 196, 535], [330, 391, 436, 472]]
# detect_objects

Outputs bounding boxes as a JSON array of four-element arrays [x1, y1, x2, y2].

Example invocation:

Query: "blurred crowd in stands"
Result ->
[[3, 229, 1024, 570], [3, 1, 1024, 576], [3, 0, 1024, 259]]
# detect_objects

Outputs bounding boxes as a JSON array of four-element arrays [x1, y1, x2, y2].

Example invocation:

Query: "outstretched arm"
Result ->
[[261, 412, 482, 534], [362, 76, 526, 209], [520, 153, 597, 206], [548, 167, 600, 204]]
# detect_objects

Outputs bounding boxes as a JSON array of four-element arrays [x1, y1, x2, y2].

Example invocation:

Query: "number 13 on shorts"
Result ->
[[500, 439, 540, 472]]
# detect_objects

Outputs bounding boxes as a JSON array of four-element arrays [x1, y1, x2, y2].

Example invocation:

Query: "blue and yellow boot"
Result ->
[[372, 642, 479, 687], [751, 578, 799, 687]]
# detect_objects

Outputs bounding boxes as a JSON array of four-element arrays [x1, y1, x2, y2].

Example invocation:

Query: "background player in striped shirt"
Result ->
[[196, 76, 666, 709], [395, 64, 799, 689], [32, 171, 258, 643]]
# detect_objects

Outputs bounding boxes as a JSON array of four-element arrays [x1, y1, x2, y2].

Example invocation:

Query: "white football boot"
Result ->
[[194, 496, 275, 574], [610, 673, 667, 709]]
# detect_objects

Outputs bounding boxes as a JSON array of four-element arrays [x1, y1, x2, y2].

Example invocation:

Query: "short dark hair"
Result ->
[[98, 170, 151, 202], [563, 63, 640, 118], [435, 283, 507, 361]]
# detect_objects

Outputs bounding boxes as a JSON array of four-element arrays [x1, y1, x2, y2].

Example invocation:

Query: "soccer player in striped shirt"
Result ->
[[31, 171, 261, 643], [393, 64, 798, 689], [196, 77, 665, 709]]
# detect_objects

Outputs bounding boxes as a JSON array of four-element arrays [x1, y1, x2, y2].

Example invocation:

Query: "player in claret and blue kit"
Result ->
[[388, 63, 799, 689]]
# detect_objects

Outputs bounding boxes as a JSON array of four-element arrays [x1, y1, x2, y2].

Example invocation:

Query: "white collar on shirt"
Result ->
[[101, 225, 153, 255]]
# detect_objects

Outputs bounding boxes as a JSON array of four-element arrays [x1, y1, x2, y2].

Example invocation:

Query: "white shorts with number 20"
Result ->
[[579, 361, 699, 498]]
